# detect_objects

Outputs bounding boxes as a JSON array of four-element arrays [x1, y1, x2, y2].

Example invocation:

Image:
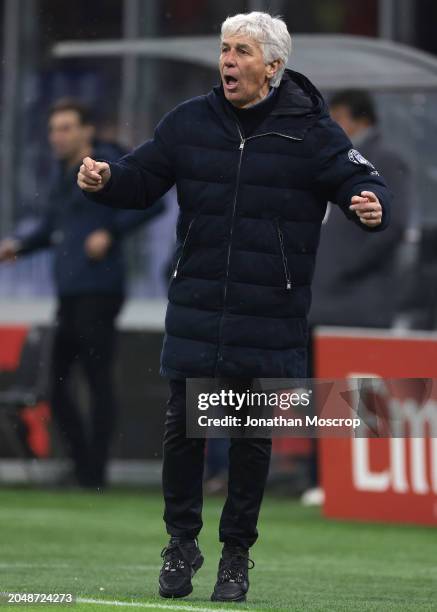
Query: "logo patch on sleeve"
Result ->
[[348, 149, 378, 174]]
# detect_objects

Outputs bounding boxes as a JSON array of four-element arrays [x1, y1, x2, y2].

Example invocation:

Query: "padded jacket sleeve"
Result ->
[[83, 110, 176, 211], [312, 116, 392, 232]]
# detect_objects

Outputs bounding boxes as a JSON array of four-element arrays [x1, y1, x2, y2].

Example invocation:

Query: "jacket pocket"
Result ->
[[275, 219, 292, 291]]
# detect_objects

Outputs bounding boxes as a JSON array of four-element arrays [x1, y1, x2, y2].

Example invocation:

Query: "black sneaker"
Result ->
[[211, 544, 254, 603], [159, 537, 204, 598]]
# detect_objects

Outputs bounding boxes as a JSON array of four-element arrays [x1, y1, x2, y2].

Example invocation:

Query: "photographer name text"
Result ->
[[197, 415, 361, 429]]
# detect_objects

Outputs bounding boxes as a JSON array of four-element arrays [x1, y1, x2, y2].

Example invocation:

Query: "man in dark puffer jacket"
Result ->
[[78, 12, 392, 603]]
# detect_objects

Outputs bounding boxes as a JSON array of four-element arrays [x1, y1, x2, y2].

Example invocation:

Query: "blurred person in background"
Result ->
[[310, 89, 410, 329], [78, 13, 392, 603], [0, 98, 163, 489], [303, 90, 411, 507]]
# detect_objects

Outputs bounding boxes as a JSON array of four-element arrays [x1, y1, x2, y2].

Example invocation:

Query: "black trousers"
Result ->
[[50, 294, 123, 486], [162, 379, 272, 549]]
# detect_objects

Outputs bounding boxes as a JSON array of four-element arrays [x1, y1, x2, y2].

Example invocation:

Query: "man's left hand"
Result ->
[[84, 229, 113, 260], [349, 191, 382, 227]]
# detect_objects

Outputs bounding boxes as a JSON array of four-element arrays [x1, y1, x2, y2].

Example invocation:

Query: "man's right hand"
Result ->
[[77, 157, 111, 193], [0, 238, 19, 262]]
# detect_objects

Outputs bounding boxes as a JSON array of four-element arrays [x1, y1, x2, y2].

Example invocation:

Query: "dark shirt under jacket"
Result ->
[[224, 87, 279, 137]]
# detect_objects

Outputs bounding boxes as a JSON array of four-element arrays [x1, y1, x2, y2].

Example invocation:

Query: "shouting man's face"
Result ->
[[219, 35, 280, 109]]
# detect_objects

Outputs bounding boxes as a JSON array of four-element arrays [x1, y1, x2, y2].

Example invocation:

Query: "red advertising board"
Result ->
[[315, 328, 437, 526], [0, 325, 51, 458], [0, 325, 28, 370]]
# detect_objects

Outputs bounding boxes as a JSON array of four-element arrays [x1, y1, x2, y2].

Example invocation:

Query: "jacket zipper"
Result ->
[[222, 124, 246, 304], [214, 123, 245, 376], [172, 216, 197, 279], [214, 127, 301, 374], [275, 219, 292, 291]]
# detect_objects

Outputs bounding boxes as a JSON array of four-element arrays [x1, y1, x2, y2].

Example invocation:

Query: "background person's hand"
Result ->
[[349, 191, 382, 227], [84, 229, 113, 260], [0, 238, 20, 262], [77, 157, 111, 192]]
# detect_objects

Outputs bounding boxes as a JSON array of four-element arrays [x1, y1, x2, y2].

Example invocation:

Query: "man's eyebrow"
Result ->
[[220, 41, 254, 51]]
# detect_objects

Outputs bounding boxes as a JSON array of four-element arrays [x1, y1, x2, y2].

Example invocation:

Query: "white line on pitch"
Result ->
[[0, 561, 286, 572], [0, 563, 158, 571], [77, 597, 230, 612]]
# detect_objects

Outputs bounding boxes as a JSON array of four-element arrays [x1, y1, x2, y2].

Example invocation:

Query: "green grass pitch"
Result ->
[[1, 487, 436, 611]]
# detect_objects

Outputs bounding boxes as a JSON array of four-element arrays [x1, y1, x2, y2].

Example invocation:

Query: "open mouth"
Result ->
[[223, 74, 239, 91]]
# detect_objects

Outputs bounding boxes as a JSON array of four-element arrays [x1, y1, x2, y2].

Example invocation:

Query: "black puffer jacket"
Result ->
[[85, 70, 391, 379]]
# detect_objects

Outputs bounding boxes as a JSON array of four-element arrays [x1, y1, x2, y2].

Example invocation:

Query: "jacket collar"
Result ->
[[206, 68, 327, 141]]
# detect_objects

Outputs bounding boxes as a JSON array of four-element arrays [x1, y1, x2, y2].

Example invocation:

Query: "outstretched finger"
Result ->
[[361, 191, 378, 202], [83, 157, 95, 171]]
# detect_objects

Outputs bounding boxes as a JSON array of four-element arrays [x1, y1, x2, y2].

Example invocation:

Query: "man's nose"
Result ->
[[224, 56, 236, 67], [223, 49, 237, 66]]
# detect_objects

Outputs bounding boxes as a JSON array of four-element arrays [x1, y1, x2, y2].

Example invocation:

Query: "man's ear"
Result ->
[[266, 59, 282, 80]]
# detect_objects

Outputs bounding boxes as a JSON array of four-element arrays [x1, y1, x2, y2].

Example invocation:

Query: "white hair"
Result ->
[[220, 12, 292, 88]]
